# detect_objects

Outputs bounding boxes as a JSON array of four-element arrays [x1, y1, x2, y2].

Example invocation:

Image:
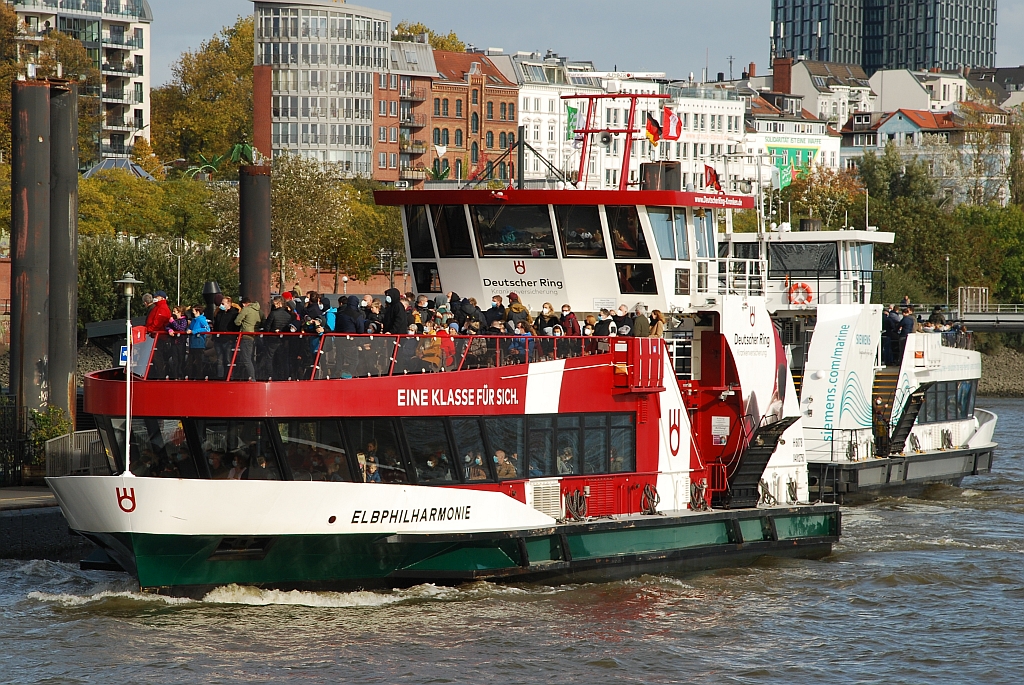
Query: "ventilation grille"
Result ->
[[530, 480, 563, 519]]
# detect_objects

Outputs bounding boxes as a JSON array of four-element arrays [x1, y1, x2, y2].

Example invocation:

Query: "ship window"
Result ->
[[412, 262, 442, 293], [276, 419, 353, 481], [693, 209, 715, 259], [402, 418, 458, 484], [609, 414, 636, 472], [451, 418, 494, 481], [582, 415, 608, 474], [470, 205, 556, 257], [194, 419, 280, 481], [404, 205, 435, 259], [580, 414, 636, 473], [732, 242, 759, 260], [344, 418, 408, 483], [647, 207, 676, 259], [527, 416, 556, 477], [430, 205, 473, 257], [555, 415, 580, 476], [554, 205, 606, 257], [674, 268, 691, 295], [616, 263, 658, 294], [674, 210, 690, 260], [767, 242, 838, 279], [920, 380, 977, 424], [607, 206, 649, 259], [483, 416, 524, 479], [120, 418, 201, 479]]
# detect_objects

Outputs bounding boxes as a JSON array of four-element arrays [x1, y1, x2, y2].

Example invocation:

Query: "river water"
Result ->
[[2, 398, 1023, 684]]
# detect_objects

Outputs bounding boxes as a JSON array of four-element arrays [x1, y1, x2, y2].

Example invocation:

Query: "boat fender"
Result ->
[[788, 282, 813, 305]]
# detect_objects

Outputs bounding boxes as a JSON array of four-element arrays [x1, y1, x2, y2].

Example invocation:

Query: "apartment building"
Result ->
[[431, 50, 518, 183], [252, 0, 390, 176], [8, 0, 153, 160], [381, 38, 436, 186]]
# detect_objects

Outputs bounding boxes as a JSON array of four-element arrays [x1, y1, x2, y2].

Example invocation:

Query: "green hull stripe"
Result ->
[[127, 512, 836, 589]]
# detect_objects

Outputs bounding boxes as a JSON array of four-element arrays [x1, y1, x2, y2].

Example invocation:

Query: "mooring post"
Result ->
[[238, 165, 272, 317], [10, 80, 52, 443], [49, 81, 78, 427]]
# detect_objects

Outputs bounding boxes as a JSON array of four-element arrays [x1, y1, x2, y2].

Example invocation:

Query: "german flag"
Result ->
[[645, 114, 662, 146]]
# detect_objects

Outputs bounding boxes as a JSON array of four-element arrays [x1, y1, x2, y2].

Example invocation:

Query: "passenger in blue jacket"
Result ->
[[186, 305, 210, 378]]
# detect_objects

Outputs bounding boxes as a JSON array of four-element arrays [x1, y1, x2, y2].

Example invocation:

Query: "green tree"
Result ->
[[77, 236, 239, 326], [0, 3, 20, 165], [1008, 106, 1024, 207], [78, 176, 116, 235], [781, 165, 863, 229], [130, 137, 166, 179], [393, 21, 465, 52], [160, 178, 216, 241], [857, 143, 937, 204], [89, 169, 170, 237], [151, 16, 254, 166]]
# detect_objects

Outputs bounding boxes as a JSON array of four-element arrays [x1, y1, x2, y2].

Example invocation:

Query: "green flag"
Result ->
[[565, 105, 579, 141]]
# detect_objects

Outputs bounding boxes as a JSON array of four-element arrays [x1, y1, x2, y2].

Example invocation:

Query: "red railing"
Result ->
[[134, 332, 622, 381]]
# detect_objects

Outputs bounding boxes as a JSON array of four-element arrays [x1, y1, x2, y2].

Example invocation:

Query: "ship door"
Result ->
[[692, 312, 723, 387]]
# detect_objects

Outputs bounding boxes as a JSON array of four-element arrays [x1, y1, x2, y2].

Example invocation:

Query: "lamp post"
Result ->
[[342, 275, 348, 295], [945, 254, 950, 311], [115, 272, 143, 477]]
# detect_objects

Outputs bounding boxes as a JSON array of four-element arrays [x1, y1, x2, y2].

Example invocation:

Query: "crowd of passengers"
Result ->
[[138, 286, 669, 380], [881, 296, 971, 365]]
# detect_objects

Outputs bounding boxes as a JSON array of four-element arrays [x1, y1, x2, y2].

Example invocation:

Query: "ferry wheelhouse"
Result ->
[[721, 229, 997, 502]]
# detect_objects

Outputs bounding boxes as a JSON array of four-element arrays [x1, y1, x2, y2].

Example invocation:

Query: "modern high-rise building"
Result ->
[[772, 0, 997, 75], [251, 0, 390, 176], [7, 0, 153, 160]]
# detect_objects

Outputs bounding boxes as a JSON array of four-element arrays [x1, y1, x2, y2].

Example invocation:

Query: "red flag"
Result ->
[[662, 107, 681, 140], [645, 114, 662, 146], [132, 326, 148, 345], [703, 165, 722, 193]]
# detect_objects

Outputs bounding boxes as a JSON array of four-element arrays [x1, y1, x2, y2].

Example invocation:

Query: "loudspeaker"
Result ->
[[640, 162, 682, 191], [599, 132, 614, 147]]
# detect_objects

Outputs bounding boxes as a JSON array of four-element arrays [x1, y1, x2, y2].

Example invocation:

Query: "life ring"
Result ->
[[788, 282, 813, 305]]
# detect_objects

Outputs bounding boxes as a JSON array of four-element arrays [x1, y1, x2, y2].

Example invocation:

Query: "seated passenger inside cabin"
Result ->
[[365, 458, 382, 483], [228, 453, 249, 480], [557, 446, 576, 475], [495, 449, 517, 479], [467, 451, 488, 481], [208, 450, 229, 479]]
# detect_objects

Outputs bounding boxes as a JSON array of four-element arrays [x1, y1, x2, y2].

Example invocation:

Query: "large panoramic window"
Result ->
[[554, 205, 606, 257], [430, 205, 473, 257], [404, 205, 435, 259], [768, 242, 839, 279], [921, 380, 977, 424], [277, 419, 353, 482], [607, 206, 649, 259], [121, 418, 200, 479], [403, 418, 458, 484], [343, 418, 408, 484], [194, 419, 280, 481], [470, 205, 556, 257]]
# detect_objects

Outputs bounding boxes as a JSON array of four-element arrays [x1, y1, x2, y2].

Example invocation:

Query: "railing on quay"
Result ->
[[131, 332, 615, 382]]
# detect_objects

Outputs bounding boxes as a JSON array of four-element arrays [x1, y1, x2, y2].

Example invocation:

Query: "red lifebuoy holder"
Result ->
[[788, 282, 813, 305]]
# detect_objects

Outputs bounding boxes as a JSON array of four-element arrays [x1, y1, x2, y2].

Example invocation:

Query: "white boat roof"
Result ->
[[723, 229, 895, 244]]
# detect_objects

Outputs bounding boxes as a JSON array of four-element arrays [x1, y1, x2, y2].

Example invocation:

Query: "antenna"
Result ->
[[727, 55, 735, 80]]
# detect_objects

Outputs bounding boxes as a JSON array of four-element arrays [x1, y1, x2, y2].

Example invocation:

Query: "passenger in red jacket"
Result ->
[[146, 291, 172, 334]]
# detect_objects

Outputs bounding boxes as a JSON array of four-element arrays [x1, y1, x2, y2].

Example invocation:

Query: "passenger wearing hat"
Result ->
[[504, 292, 533, 334], [145, 290, 172, 334]]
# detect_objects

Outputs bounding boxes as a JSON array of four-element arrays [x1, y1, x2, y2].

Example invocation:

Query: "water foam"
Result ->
[[201, 583, 450, 608], [28, 590, 195, 607]]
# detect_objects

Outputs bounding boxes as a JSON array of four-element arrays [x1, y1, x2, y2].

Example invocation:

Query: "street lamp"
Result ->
[[115, 272, 143, 477], [946, 254, 950, 311], [342, 275, 348, 295]]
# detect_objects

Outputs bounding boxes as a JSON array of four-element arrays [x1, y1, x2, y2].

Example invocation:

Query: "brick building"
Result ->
[[374, 38, 436, 187], [431, 51, 519, 183]]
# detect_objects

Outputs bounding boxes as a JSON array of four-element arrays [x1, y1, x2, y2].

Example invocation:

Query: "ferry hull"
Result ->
[[48, 476, 838, 596], [807, 444, 995, 505]]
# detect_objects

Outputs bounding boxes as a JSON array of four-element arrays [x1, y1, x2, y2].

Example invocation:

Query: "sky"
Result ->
[[148, 0, 1024, 87]]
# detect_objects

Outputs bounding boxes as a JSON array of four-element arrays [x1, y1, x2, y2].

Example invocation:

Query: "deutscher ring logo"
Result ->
[[116, 487, 136, 513], [513, 260, 526, 275], [668, 409, 681, 456]]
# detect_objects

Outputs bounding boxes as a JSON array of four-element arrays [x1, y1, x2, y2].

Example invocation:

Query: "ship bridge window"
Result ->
[[607, 206, 649, 259], [430, 205, 473, 257], [768, 242, 838, 279], [277, 419, 353, 481], [412, 262, 443, 293], [732, 242, 760, 260], [554, 205, 606, 257], [344, 418, 408, 483], [404, 206, 435, 259], [118, 418, 201, 479], [616, 264, 658, 294], [646, 207, 689, 260], [402, 418, 459, 483], [194, 419, 281, 481], [693, 209, 715, 259], [470, 205, 556, 257]]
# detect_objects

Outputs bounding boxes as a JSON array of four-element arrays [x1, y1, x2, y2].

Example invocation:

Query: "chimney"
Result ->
[[773, 57, 793, 94], [717, 72, 725, 82], [749, 62, 757, 78]]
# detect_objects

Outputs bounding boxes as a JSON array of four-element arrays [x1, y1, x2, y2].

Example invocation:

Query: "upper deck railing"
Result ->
[[131, 332, 615, 382]]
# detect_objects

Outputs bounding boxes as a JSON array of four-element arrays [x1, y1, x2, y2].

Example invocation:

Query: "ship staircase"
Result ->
[[713, 416, 800, 509], [888, 384, 932, 455], [871, 368, 901, 457]]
